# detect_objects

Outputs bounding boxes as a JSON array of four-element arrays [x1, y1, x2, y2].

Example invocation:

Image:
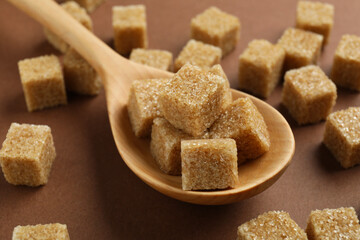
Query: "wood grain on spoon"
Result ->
[[8, 0, 295, 205]]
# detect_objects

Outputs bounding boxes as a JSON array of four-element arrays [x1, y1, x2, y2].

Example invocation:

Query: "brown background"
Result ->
[[1, 0, 360, 239]]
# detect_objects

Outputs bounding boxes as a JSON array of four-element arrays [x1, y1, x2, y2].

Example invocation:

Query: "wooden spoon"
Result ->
[[8, 0, 295, 205]]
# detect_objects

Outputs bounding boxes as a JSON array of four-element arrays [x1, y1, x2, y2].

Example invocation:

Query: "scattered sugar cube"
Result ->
[[18, 55, 67, 112], [158, 64, 228, 137], [210, 97, 270, 163], [181, 138, 238, 191], [238, 39, 285, 98], [296, 1, 334, 45], [306, 207, 360, 239], [44, 1, 93, 53], [278, 28, 323, 71], [13, 223, 70, 240], [67, 0, 105, 13], [323, 107, 360, 168], [209, 64, 232, 110], [150, 118, 192, 175], [128, 78, 169, 138], [331, 35, 360, 91], [0, 123, 56, 186], [112, 5, 147, 55], [130, 48, 173, 71], [282, 65, 337, 125], [174, 39, 221, 72], [63, 48, 102, 95], [191, 6, 240, 56], [237, 211, 307, 239]]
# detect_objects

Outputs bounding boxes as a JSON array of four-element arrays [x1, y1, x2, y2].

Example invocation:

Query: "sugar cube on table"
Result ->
[[174, 39, 221, 72], [282, 65, 337, 125], [158, 64, 228, 137], [63, 48, 102, 95], [191, 6, 240, 56], [331, 34, 360, 91], [306, 207, 360, 239], [0, 123, 56, 186], [112, 5, 147, 56], [12, 223, 70, 240], [237, 211, 307, 239], [209, 97, 270, 163], [296, 1, 334, 45], [18, 55, 67, 112], [130, 48, 173, 71], [323, 107, 360, 168], [181, 138, 238, 191], [127, 78, 169, 138], [150, 118, 192, 175], [44, 1, 93, 53], [238, 39, 285, 98], [278, 28, 323, 71], [66, 0, 105, 13]]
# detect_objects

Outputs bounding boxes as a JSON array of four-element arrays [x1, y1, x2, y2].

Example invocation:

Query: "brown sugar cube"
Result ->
[[13, 223, 70, 240], [306, 207, 360, 239], [128, 78, 169, 138], [44, 1, 93, 53], [331, 35, 360, 91], [181, 138, 238, 191], [238, 211, 307, 239], [150, 118, 192, 175], [282, 65, 337, 125], [238, 39, 285, 98], [63, 48, 102, 95], [191, 6, 240, 56], [66, 0, 105, 13], [112, 5, 147, 56], [130, 48, 173, 71], [18, 55, 67, 112], [323, 107, 360, 168], [158, 64, 228, 137], [296, 1, 334, 45], [209, 97, 270, 163], [0, 123, 56, 186], [278, 28, 323, 71], [209, 64, 232, 110], [174, 39, 221, 72]]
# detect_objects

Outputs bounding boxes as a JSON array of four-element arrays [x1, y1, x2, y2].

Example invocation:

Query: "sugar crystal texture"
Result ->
[[128, 78, 169, 137], [112, 5, 147, 55], [237, 211, 307, 239], [323, 107, 360, 168], [158, 64, 228, 137], [0, 123, 56, 186], [174, 39, 221, 72], [238, 39, 285, 98], [282, 65, 337, 125], [296, 1, 334, 45], [44, 1, 93, 53], [278, 28, 323, 71], [18, 55, 67, 112], [63, 48, 102, 95], [130, 48, 173, 71], [66, 0, 105, 13], [191, 6, 240, 56], [210, 97, 270, 163], [209, 64, 232, 110], [331, 35, 360, 91], [150, 118, 192, 175], [12, 223, 70, 240], [181, 138, 238, 191], [306, 207, 360, 239]]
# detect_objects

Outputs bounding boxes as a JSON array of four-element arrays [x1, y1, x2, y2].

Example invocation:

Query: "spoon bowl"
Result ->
[[8, 0, 295, 205]]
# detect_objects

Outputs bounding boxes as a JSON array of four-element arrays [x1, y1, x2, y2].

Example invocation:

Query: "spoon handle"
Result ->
[[7, 0, 127, 83]]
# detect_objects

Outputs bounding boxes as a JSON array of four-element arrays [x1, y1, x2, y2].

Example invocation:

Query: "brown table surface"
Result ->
[[1, 0, 360, 239]]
